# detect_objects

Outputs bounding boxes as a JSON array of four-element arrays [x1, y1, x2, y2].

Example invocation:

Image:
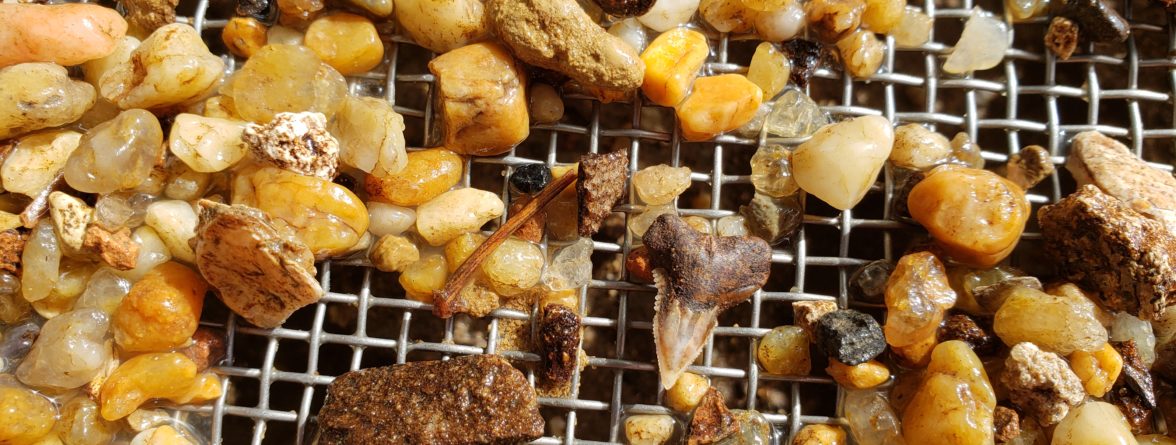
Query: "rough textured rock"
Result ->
[[815, 309, 887, 365], [537, 303, 581, 390], [938, 313, 997, 355], [1108, 340, 1156, 434], [993, 406, 1020, 443], [83, 225, 139, 271], [1066, 131, 1176, 232], [1002, 342, 1085, 426], [577, 150, 628, 237], [192, 200, 322, 329], [1038, 185, 1176, 320], [242, 112, 339, 180], [686, 387, 739, 445], [487, 0, 644, 91], [1045, 17, 1079, 60], [1049, 0, 1130, 43], [0, 230, 24, 274], [645, 214, 771, 388], [1005, 145, 1055, 189], [318, 354, 544, 445], [792, 300, 837, 343]]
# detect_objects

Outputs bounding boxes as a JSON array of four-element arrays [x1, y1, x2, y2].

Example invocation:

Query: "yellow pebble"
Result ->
[[244, 167, 370, 259], [368, 235, 419, 273], [640, 27, 710, 107], [540, 288, 579, 311], [113, 262, 208, 353], [665, 371, 709, 412], [1069, 343, 1122, 397], [826, 359, 890, 389], [792, 424, 848, 445], [757, 325, 811, 376], [304, 12, 384, 75], [399, 254, 448, 303], [676, 74, 764, 141], [0, 386, 56, 445], [861, 0, 906, 33], [908, 165, 1030, 268], [221, 17, 268, 58], [365, 148, 463, 207], [746, 42, 790, 99], [99, 353, 222, 421]]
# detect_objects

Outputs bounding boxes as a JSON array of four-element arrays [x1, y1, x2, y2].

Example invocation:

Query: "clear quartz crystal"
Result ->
[[750, 144, 799, 197], [629, 204, 677, 238], [1110, 311, 1156, 366], [764, 89, 830, 138], [943, 8, 1010, 74], [16, 309, 112, 390], [542, 237, 594, 291], [845, 389, 907, 445]]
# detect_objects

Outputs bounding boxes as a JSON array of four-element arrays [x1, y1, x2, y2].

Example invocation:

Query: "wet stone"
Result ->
[[318, 354, 544, 445], [510, 163, 553, 195], [815, 309, 886, 365]]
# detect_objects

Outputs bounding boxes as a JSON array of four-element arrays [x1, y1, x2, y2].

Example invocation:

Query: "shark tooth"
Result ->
[[645, 214, 772, 388]]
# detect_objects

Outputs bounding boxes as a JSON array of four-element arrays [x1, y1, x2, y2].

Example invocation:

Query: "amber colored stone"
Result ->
[[675, 74, 764, 142]]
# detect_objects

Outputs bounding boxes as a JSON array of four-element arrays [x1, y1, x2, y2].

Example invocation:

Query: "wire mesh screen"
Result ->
[[166, 0, 1176, 443]]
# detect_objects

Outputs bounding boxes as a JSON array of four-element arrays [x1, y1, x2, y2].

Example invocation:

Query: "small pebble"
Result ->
[[937, 313, 997, 355], [529, 83, 565, 124], [113, 262, 207, 353], [677, 74, 764, 141], [99, 24, 225, 111], [792, 424, 847, 445], [861, 0, 905, 33], [366, 203, 415, 237], [891, 6, 932, 47], [625, 414, 677, 445], [537, 303, 581, 389], [815, 309, 886, 365], [510, 164, 554, 195], [332, 95, 408, 177], [414, 188, 505, 246], [399, 255, 447, 303], [598, 0, 657, 16], [637, 0, 702, 32], [480, 237, 544, 296], [4, 132, 80, 201], [169, 114, 247, 173], [577, 150, 629, 237], [740, 192, 803, 245], [369, 235, 419, 273], [243, 111, 339, 180], [1070, 343, 1123, 397], [245, 168, 370, 258], [943, 8, 1010, 74], [1046, 16, 1079, 61], [883, 251, 957, 348], [948, 132, 985, 168], [394, 0, 488, 53], [1110, 312, 1156, 367], [222, 17, 268, 58], [716, 215, 750, 236], [827, 359, 890, 389], [633, 164, 692, 205], [993, 406, 1021, 443], [607, 18, 648, 52], [908, 165, 1029, 267], [757, 325, 811, 375], [542, 237, 593, 291], [687, 388, 739, 444], [723, 410, 773, 445], [0, 384, 57, 444], [781, 39, 823, 88], [365, 148, 462, 207], [754, 1, 806, 42], [304, 12, 383, 75], [1002, 342, 1086, 425], [747, 47, 791, 98], [848, 259, 894, 304], [1049, 0, 1130, 43], [17, 309, 112, 390], [1006, 0, 1048, 20], [629, 204, 677, 238], [902, 341, 996, 444], [764, 89, 830, 138], [844, 389, 904, 445], [890, 124, 952, 170], [1051, 401, 1137, 445], [640, 27, 710, 107], [700, 0, 756, 33], [0, 63, 96, 140], [1004, 145, 1055, 190], [666, 371, 709, 412], [793, 300, 837, 343], [429, 42, 529, 156], [993, 284, 1108, 355], [835, 29, 884, 79], [0, 4, 128, 68], [488, 0, 644, 91], [805, 0, 865, 42], [750, 144, 799, 197], [793, 115, 894, 210], [222, 44, 347, 123]]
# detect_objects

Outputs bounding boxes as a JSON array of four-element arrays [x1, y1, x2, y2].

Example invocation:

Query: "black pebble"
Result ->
[[1050, 0, 1130, 43], [510, 164, 553, 195], [782, 39, 823, 89], [815, 309, 886, 365], [848, 259, 895, 304], [236, 0, 277, 24]]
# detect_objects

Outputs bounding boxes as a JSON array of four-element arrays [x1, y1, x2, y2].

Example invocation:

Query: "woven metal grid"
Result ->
[[166, 0, 1176, 443]]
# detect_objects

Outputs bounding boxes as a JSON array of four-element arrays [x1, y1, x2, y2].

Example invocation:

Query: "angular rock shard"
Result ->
[[1066, 131, 1176, 233], [577, 149, 628, 237], [1038, 185, 1176, 320], [318, 354, 544, 445], [645, 214, 771, 388], [192, 200, 322, 328]]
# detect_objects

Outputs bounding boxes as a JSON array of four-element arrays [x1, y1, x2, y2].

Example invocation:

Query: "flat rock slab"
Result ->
[[318, 354, 544, 445], [1067, 131, 1176, 233]]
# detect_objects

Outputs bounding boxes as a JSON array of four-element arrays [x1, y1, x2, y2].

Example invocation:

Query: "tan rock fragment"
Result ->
[[84, 225, 139, 271]]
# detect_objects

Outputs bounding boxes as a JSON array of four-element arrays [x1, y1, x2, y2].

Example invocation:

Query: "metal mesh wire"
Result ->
[[166, 0, 1176, 443]]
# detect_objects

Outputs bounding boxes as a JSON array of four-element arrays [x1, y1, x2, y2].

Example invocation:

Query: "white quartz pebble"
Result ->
[[943, 8, 1010, 74], [638, 0, 701, 32], [793, 116, 894, 210]]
